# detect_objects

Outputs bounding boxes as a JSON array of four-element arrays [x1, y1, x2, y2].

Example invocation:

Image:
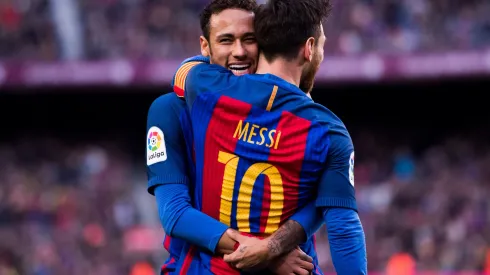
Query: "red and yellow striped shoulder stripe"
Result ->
[[173, 61, 201, 97]]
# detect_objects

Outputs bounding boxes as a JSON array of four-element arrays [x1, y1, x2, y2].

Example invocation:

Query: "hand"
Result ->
[[223, 230, 270, 269], [269, 247, 314, 275], [216, 229, 239, 255]]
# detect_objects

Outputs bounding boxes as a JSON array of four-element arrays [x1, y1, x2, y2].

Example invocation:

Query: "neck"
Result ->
[[255, 54, 302, 87]]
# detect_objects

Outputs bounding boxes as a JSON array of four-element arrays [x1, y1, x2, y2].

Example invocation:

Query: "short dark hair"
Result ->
[[254, 0, 332, 61], [200, 0, 259, 40]]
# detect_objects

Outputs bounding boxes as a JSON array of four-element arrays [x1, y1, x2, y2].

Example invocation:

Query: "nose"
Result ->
[[232, 41, 247, 60]]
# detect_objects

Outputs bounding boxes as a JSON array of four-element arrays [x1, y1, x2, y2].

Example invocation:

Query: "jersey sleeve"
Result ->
[[154, 184, 229, 253], [315, 126, 357, 211], [172, 55, 210, 98], [289, 201, 324, 240], [146, 93, 190, 195], [324, 208, 367, 274], [171, 56, 233, 110]]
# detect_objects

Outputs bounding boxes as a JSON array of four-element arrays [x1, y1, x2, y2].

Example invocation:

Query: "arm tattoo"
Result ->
[[267, 220, 306, 259]]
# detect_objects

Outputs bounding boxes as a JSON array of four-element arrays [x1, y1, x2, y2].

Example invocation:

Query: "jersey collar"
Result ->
[[246, 74, 308, 98]]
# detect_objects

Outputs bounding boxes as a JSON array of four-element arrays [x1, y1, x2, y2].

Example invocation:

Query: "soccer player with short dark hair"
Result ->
[[147, 0, 327, 274], [171, 0, 367, 274]]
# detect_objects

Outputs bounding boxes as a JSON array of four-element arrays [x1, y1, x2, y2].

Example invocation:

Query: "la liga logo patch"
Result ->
[[147, 126, 167, 165], [148, 130, 162, 151]]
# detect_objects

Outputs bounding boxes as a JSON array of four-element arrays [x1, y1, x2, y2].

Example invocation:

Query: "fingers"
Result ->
[[226, 229, 242, 241], [224, 254, 252, 269], [223, 251, 242, 263], [297, 260, 314, 271], [293, 259, 314, 275], [294, 249, 314, 275], [293, 267, 311, 275], [298, 250, 313, 263], [221, 248, 235, 255], [235, 262, 247, 269], [226, 229, 253, 245]]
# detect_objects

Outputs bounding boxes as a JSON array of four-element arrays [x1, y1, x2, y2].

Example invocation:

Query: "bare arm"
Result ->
[[216, 219, 305, 257], [223, 220, 307, 269], [215, 230, 238, 255], [266, 220, 306, 259]]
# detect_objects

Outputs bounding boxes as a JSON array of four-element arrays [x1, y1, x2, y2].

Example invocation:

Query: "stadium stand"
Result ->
[[1, 0, 489, 274]]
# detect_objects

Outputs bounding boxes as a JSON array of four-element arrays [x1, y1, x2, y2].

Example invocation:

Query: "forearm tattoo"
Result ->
[[267, 220, 306, 258]]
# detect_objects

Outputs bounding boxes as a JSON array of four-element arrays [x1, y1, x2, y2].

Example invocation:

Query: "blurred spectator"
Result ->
[[0, 0, 56, 60], [386, 252, 416, 275], [130, 262, 154, 275], [0, 139, 164, 275], [1, 0, 490, 61], [1, 131, 489, 273]]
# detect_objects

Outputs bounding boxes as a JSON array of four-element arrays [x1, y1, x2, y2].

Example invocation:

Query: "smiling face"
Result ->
[[200, 8, 258, 76]]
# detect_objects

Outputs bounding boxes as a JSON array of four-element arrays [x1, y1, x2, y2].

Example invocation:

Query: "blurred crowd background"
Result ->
[[0, 0, 490, 61], [0, 139, 165, 275], [1, 0, 490, 275], [1, 129, 489, 274]]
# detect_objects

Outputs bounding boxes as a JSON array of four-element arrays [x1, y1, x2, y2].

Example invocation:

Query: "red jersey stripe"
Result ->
[[268, 111, 311, 228]]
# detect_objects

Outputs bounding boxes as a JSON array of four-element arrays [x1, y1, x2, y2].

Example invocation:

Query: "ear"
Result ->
[[200, 36, 210, 57], [303, 37, 315, 62]]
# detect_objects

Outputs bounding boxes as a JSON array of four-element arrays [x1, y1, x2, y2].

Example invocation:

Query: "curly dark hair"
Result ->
[[200, 0, 259, 40]]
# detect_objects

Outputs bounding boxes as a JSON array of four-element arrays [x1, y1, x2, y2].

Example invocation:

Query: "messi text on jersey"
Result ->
[[233, 120, 282, 149]]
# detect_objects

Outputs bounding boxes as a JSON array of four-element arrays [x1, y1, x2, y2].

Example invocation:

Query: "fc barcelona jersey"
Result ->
[[172, 62, 357, 275]]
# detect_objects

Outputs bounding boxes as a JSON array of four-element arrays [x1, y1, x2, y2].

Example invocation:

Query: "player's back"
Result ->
[[187, 71, 346, 235], [177, 62, 353, 275]]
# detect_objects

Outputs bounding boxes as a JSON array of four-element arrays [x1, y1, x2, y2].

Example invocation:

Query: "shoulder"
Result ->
[[186, 63, 234, 83], [175, 63, 235, 97], [146, 94, 187, 146], [173, 62, 204, 97], [149, 93, 186, 115], [298, 102, 353, 154], [290, 98, 348, 130], [309, 104, 350, 137]]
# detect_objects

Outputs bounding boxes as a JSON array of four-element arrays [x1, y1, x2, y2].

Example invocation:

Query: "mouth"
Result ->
[[228, 63, 252, 76]]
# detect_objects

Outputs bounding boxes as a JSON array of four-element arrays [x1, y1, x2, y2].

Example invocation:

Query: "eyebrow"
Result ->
[[216, 32, 255, 40]]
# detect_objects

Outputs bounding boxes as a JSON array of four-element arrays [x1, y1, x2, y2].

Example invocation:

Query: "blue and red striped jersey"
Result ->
[[171, 61, 357, 275], [146, 93, 197, 275]]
